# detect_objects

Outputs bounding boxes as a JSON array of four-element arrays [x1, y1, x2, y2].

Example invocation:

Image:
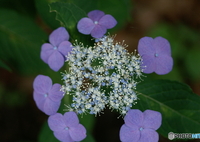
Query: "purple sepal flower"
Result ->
[[77, 10, 117, 38], [48, 112, 87, 142], [40, 27, 73, 71], [138, 36, 173, 75], [33, 75, 64, 115], [120, 109, 162, 142]]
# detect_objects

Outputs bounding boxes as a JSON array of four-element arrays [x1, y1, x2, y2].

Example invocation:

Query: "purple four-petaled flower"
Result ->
[[77, 10, 117, 38], [40, 27, 73, 71], [48, 111, 87, 142], [120, 109, 162, 142], [33, 75, 64, 115], [138, 36, 173, 75]]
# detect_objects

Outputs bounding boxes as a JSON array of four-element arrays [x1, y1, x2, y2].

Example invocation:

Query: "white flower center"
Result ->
[[94, 21, 98, 24], [139, 127, 144, 131], [154, 53, 159, 57], [65, 127, 69, 130], [53, 46, 57, 50], [44, 93, 48, 97], [63, 36, 143, 115]]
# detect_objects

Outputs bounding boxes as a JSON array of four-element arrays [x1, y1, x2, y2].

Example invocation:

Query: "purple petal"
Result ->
[[54, 130, 73, 142], [58, 41, 73, 56], [43, 97, 61, 115], [154, 37, 171, 56], [124, 109, 144, 128], [69, 124, 87, 141], [48, 83, 64, 102], [141, 54, 156, 74], [99, 14, 117, 29], [33, 75, 52, 94], [119, 124, 140, 142], [88, 10, 105, 21], [77, 18, 95, 34], [155, 55, 173, 75], [63, 112, 79, 127], [138, 129, 159, 142], [41, 43, 53, 51], [48, 51, 65, 71], [48, 113, 66, 131], [40, 43, 54, 63], [49, 27, 69, 47], [33, 91, 46, 112], [143, 110, 162, 130], [91, 25, 107, 38], [138, 37, 155, 56]]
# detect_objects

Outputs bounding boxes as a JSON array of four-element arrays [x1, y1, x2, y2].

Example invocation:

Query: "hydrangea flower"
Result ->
[[33, 75, 63, 115], [138, 36, 173, 75], [40, 27, 73, 71], [77, 10, 117, 38], [61, 36, 143, 115], [119, 109, 162, 142], [48, 111, 87, 142]]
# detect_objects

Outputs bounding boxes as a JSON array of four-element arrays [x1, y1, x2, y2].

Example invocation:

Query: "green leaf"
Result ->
[[79, 114, 95, 133], [81, 132, 96, 142], [0, 9, 49, 75], [59, 0, 97, 12], [39, 121, 60, 142], [185, 49, 200, 81], [49, 1, 92, 45], [136, 80, 200, 138], [0, 59, 11, 72], [35, 0, 60, 29], [97, 0, 132, 29], [49, 0, 132, 44]]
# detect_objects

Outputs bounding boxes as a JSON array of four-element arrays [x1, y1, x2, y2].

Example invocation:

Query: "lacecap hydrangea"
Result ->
[[61, 35, 143, 115], [33, 9, 169, 142]]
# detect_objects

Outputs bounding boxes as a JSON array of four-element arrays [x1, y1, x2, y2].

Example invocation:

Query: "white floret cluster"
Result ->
[[61, 36, 143, 115]]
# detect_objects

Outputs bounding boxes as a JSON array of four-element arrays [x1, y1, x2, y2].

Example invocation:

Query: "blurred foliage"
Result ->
[[0, 9, 48, 75], [0, 0, 36, 17], [136, 80, 200, 138], [39, 121, 60, 142], [0, 60, 11, 72], [35, 0, 60, 29]]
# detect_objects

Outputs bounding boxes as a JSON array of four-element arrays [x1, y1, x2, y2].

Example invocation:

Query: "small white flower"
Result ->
[[62, 35, 143, 115]]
